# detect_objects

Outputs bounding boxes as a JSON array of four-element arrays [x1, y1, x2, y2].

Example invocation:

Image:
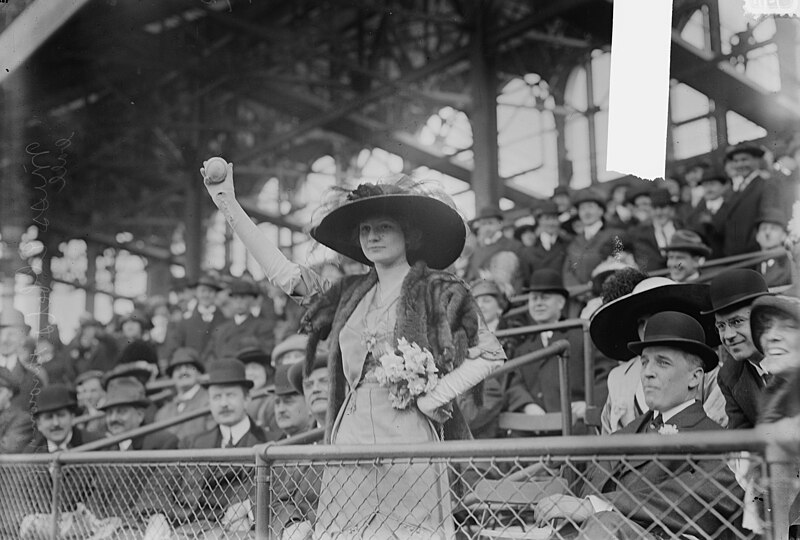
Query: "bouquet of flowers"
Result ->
[[374, 338, 439, 409]]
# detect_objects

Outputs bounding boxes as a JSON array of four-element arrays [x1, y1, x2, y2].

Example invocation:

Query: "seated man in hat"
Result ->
[[594, 277, 727, 433], [237, 345, 281, 438], [504, 269, 612, 430], [164, 273, 227, 361], [202, 278, 276, 363], [664, 229, 710, 283], [0, 309, 45, 410], [273, 364, 315, 439], [73, 370, 106, 433], [534, 312, 743, 540], [754, 209, 792, 287], [273, 333, 308, 369], [68, 317, 118, 376], [707, 269, 772, 429], [465, 205, 527, 294], [28, 384, 103, 453], [0, 367, 33, 453], [154, 347, 214, 444]]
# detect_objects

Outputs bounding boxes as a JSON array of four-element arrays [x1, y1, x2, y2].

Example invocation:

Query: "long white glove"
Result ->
[[201, 160, 301, 295], [417, 357, 501, 415]]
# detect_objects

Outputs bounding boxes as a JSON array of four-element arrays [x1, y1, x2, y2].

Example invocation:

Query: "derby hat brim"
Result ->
[[523, 285, 569, 298], [166, 359, 205, 376], [34, 402, 79, 417], [311, 194, 466, 270], [699, 291, 771, 315], [665, 243, 711, 257], [97, 397, 151, 411], [590, 282, 718, 361], [201, 377, 254, 390], [628, 337, 718, 371]]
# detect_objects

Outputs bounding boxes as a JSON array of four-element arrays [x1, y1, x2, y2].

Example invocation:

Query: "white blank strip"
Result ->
[[607, 0, 674, 181]]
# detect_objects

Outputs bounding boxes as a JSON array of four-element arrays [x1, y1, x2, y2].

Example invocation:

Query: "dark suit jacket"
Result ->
[[628, 222, 677, 272], [520, 234, 570, 278], [562, 225, 624, 288], [579, 402, 743, 538], [130, 429, 180, 450], [685, 198, 727, 259], [27, 426, 104, 453], [713, 176, 781, 257], [164, 307, 227, 362], [718, 357, 764, 429], [757, 255, 793, 288], [181, 418, 267, 450], [202, 315, 275, 364], [0, 404, 33, 453]]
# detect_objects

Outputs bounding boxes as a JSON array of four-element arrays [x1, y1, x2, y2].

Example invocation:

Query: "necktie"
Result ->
[[648, 414, 664, 433], [541, 331, 553, 347]]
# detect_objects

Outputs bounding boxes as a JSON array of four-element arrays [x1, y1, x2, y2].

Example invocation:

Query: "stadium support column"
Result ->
[[469, 1, 501, 211], [184, 170, 203, 284]]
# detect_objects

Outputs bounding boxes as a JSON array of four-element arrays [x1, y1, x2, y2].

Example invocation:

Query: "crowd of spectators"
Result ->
[[0, 140, 798, 538]]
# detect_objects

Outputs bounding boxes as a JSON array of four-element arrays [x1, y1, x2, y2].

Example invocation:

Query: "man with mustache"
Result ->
[[273, 364, 314, 438], [154, 347, 214, 444], [28, 384, 102, 453], [705, 269, 771, 429]]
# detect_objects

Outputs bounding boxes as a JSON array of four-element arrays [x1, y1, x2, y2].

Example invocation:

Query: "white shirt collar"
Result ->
[[177, 384, 201, 402], [0, 354, 18, 371], [118, 439, 133, 451], [46, 429, 73, 453], [655, 398, 696, 423], [234, 314, 248, 325], [220, 416, 251, 447], [583, 220, 603, 240]]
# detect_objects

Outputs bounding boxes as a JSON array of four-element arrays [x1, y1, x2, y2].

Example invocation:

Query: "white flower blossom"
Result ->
[[658, 424, 679, 435]]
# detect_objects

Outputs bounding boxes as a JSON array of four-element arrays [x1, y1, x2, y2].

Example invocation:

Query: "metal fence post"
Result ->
[[255, 444, 273, 540], [49, 455, 62, 540], [557, 348, 572, 436], [764, 437, 797, 540]]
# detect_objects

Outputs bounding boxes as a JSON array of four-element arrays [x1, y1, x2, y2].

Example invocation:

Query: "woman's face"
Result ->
[[758, 313, 800, 374], [359, 217, 407, 267]]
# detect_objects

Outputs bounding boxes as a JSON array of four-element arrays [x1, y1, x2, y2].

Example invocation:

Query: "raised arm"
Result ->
[[200, 160, 316, 297]]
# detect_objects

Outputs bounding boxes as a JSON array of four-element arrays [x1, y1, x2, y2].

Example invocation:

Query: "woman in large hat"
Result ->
[[202, 161, 504, 538]]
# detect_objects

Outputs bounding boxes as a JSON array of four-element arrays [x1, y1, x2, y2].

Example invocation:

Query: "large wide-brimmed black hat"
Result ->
[[628, 311, 718, 371], [202, 358, 254, 390], [311, 182, 466, 270], [701, 269, 770, 315], [750, 295, 800, 354], [665, 229, 711, 257], [166, 347, 205, 376], [34, 384, 79, 417], [591, 277, 717, 361], [98, 377, 150, 410], [288, 353, 328, 394], [523, 269, 568, 298]]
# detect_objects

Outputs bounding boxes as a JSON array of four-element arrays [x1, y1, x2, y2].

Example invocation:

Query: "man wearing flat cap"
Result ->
[[164, 273, 228, 361], [202, 278, 276, 363], [714, 143, 781, 257], [664, 229, 710, 283], [154, 347, 214, 443], [0, 367, 33, 453], [28, 384, 103, 453], [706, 269, 772, 429], [562, 188, 624, 293], [535, 312, 742, 539]]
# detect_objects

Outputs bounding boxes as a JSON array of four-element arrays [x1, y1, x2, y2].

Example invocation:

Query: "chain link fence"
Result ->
[[0, 431, 797, 539]]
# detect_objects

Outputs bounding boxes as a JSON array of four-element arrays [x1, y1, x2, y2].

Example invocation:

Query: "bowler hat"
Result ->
[[228, 279, 260, 297], [524, 269, 568, 298], [34, 384, 78, 417], [750, 295, 800, 354], [311, 181, 466, 270], [166, 347, 205, 376], [701, 269, 770, 315], [0, 367, 19, 395], [289, 354, 328, 394], [117, 340, 159, 366], [97, 377, 150, 410], [103, 363, 158, 390], [725, 142, 765, 161], [74, 370, 104, 387], [119, 309, 153, 331], [755, 208, 787, 229], [202, 358, 253, 390], [698, 173, 730, 185], [535, 200, 560, 217], [0, 309, 30, 332], [628, 311, 718, 371], [272, 334, 309, 367], [591, 277, 718, 361], [649, 188, 674, 208], [236, 346, 271, 367], [191, 273, 222, 290], [572, 188, 606, 208], [274, 364, 299, 396], [665, 229, 711, 257]]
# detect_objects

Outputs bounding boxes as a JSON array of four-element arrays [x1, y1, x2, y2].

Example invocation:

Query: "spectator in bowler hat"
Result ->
[[0, 309, 45, 411], [163, 273, 227, 362], [465, 205, 527, 294], [98, 377, 178, 450], [520, 200, 571, 278], [664, 229, 711, 283], [28, 384, 103, 453], [704, 268, 771, 429], [273, 364, 315, 439], [154, 348, 214, 444], [685, 172, 729, 258], [535, 312, 742, 540]]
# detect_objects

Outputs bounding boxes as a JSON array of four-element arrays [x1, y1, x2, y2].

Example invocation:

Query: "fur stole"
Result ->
[[301, 261, 482, 442]]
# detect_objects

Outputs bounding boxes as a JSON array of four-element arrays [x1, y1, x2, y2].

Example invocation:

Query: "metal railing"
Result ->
[[2, 428, 796, 539]]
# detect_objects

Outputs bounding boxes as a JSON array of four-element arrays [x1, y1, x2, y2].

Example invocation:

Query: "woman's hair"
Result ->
[[601, 268, 649, 304], [751, 306, 797, 345]]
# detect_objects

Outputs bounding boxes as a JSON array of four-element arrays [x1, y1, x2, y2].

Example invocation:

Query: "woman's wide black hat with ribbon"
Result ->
[[310, 179, 466, 270]]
